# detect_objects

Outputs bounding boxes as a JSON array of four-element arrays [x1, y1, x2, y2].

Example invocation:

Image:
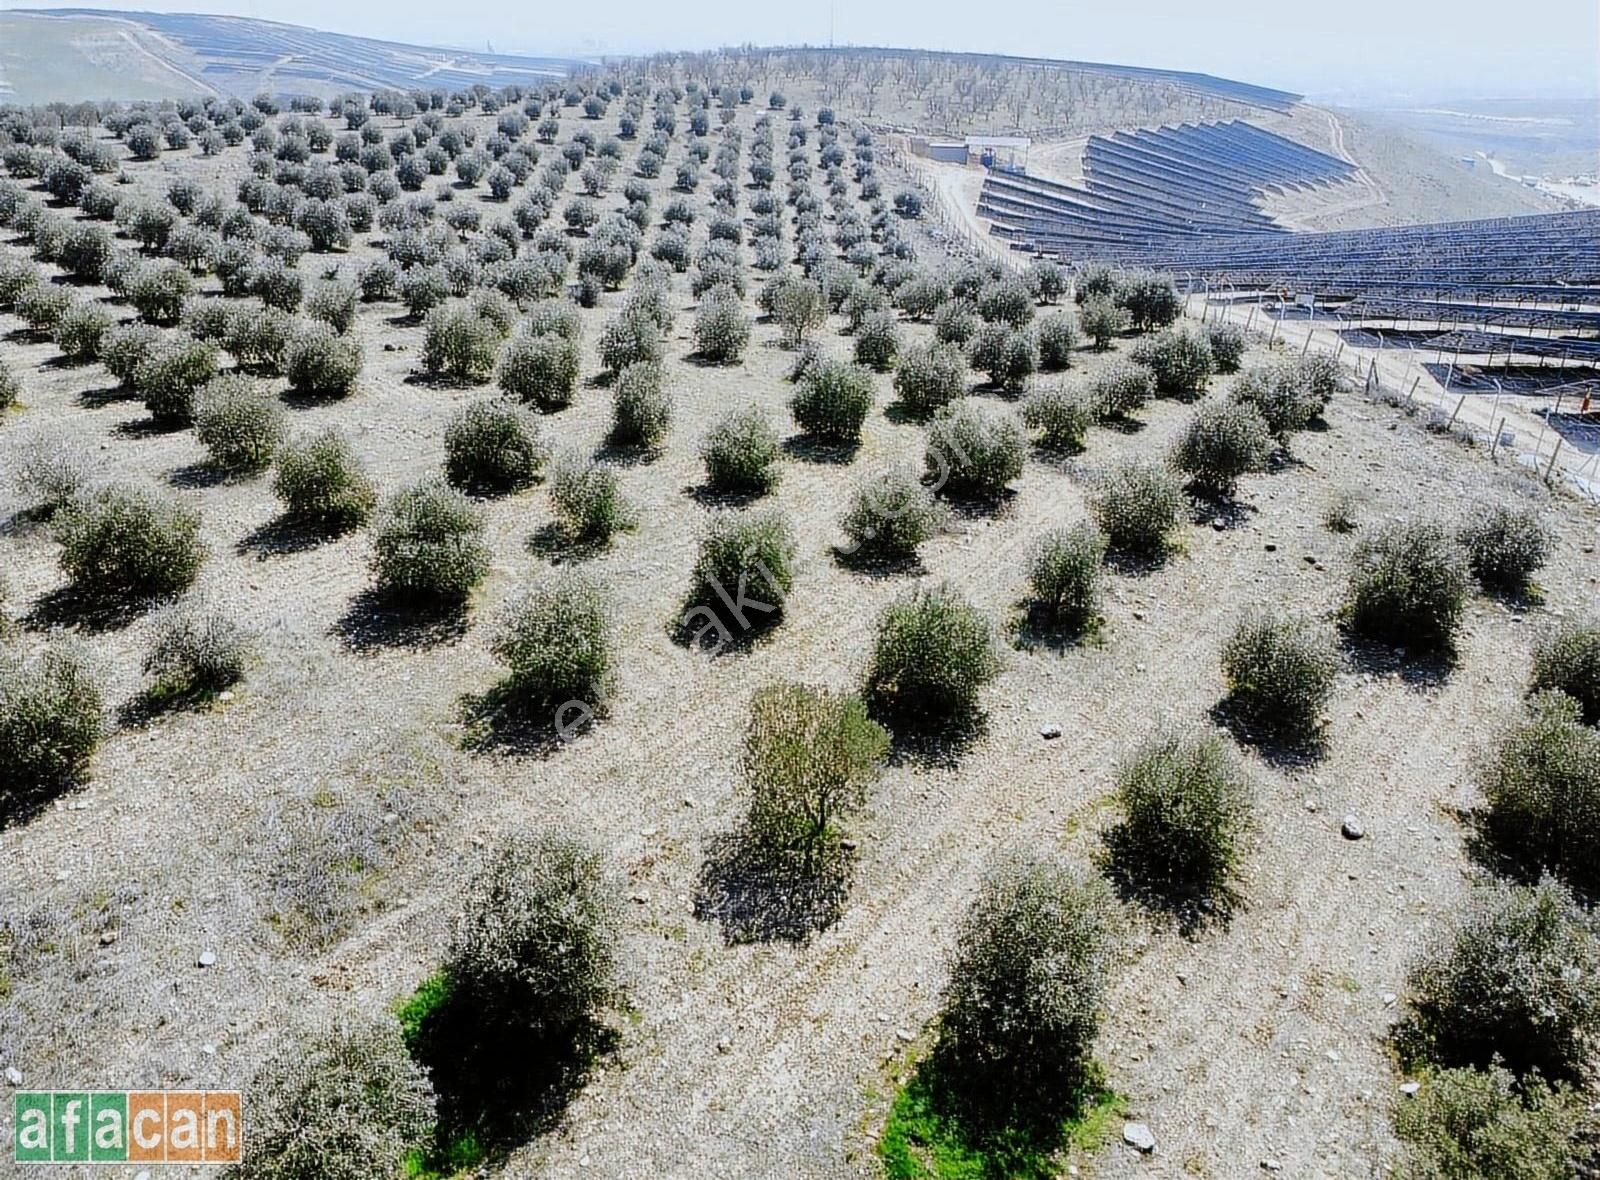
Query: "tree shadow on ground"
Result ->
[[1100, 826, 1242, 940], [456, 680, 589, 759], [1207, 697, 1328, 771], [781, 434, 859, 465], [882, 1051, 1123, 1180], [1186, 494, 1255, 531], [684, 481, 768, 509], [693, 828, 854, 946], [1339, 629, 1455, 691], [1103, 548, 1172, 579], [404, 977, 618, 1170], [0, 775, 86, 831], [332, 589, 470, 653], [117, 681, 229, 728], [832, 545, 926, 580], [936, 488, 1016, 524], [874, 706, 988, 770], [1099, 414, 1147, 435], [592, 440, 662, 468], [1010, 606, 1103, 655], [527, 521, 608, 565], [24, 585, 156, 634], [164, 461, 234, 490], [235, 515, 347, 558], [75, 383, 137, 409], [110, 417, 176, 440]]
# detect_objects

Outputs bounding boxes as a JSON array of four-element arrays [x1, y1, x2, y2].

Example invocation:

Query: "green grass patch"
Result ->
[[878, 1059, 1123, 1180], [395, 972, 488, 1178]]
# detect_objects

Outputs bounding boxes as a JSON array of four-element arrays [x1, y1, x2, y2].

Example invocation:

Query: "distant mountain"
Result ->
[[0, 8, 583, 103]]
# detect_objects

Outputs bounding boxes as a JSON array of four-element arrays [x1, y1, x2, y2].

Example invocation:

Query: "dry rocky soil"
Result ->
[[1, 93, 1597, 1179]]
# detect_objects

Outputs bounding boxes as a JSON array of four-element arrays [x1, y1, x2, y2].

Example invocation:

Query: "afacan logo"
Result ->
[[13, 1091, 242, 1163]]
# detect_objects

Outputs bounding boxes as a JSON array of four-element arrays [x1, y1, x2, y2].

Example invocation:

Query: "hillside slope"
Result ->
[[0, 9, 578, 102]]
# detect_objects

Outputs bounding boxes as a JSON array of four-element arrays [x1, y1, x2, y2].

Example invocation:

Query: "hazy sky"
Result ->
[[5, 0, 1596, 101]]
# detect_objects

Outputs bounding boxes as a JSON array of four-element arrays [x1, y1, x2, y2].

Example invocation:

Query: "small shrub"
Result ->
[[1323, 490, 1360, 534], [1478, 692, 1600, 891], [443, 399, 546, 493], [55, 483, 205, 597], [304, 278, 359, 333], [702, 404, 780, 494], [1079, 294, 1127, 349], [226, 304, 296, 373], [9, 431, 91, 513], [134, 336, 219, 426], [968, 322, 1037, 391], [1171, 398, 1272, 498], [0, 643, 102, 804], [98, 321, 160, 387], [935, 851, 1114, 1120], [1035, 313, 1079, 370], [422, 304, 502, 385], [931, 299, 979, 347], [1131, 325, 1215, 398], [1220, 611, 1339, 741], [840, 467, 947, 559], [1458, 504, 1551, 594], [688, 508, 798, 625], [1344, 520, 1470, 652], [892, 341, 966, 416], [232, 1019, 435, 1180], [0, 361, 17, 411], [370, 480, 490, 604], [773, 277, 826, 346], [790, 358, 873, 443], [285, 322, 362, 398], [693, 285, 751, 363], [1024, 523, 1106, 630], [1109, 731, 1255, 904], [426, 830, 621, 1097], [272, 430, 376, 531], [1089, 459, 1183, 557], [924, 400, 1025, 499], [549, 453, 633, 543], [1230, 357, 1332, 439], [491, 570, 618, 711], [17, 284, 74, 334], [863, 582, 999, 724], [525, 299, 583, 342], [1205, 322, 1246, 373], [597, 307, 663, 375], [127, 263, 193, 325], [498, 331, 580, 411], [1022, 383, 1093, 451], [609, 361, 671, 447], [1393, 1064, 1592, 1180], [142, 598, 252, 695], [52, 301, 114, 362], [741, 682, 889, 871], [193, 376, 287, 472], [1530, 619, 1600, 726], [853, 309, 900, 371], [1399, 877, 1600, 1085]]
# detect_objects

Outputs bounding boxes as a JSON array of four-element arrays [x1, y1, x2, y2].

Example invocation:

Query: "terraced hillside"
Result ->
[[0, 9, 578, 102]]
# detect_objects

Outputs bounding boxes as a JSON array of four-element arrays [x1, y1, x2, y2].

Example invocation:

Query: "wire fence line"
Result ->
[[1186, 287, 1600, 503]]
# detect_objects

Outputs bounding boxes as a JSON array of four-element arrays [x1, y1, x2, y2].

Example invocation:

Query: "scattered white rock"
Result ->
[[1341, 815, 1365, 841], [1399, 1081, 1421, 1097], [1122, 1121, 1156, 1153], [197, 950, 217, 968], [4, 1066, 22, 1086], [1040, 723, 1062, 740]]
